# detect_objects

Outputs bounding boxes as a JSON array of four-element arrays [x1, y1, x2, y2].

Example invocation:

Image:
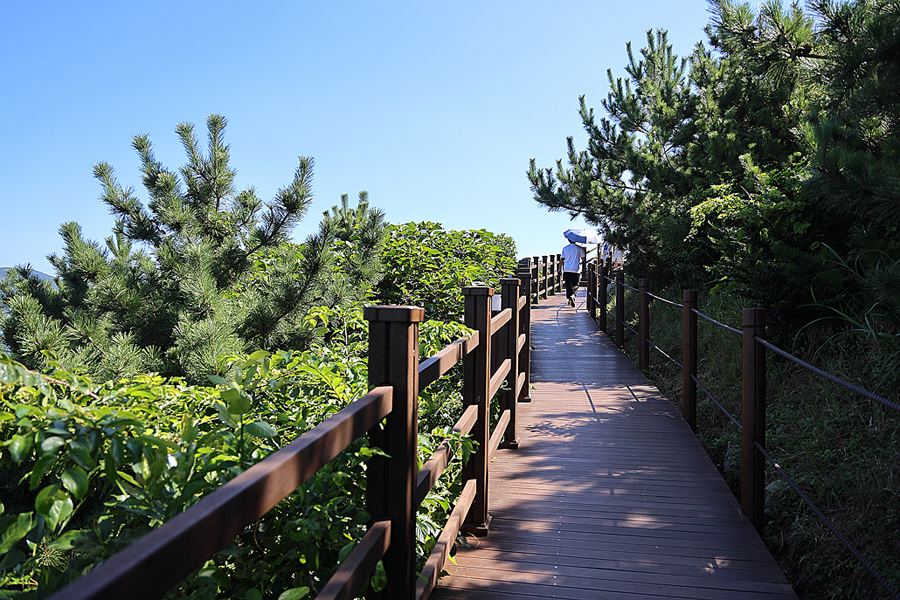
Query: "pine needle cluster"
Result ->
[[0, 116, 387, 383]]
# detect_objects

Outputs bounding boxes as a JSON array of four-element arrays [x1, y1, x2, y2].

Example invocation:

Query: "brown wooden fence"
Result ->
[[47, 257, 563, 600]]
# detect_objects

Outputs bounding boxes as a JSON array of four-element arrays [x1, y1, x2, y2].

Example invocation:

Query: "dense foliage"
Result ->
[[0, 130, 519, 599], [375, 222, 518, 322], [529, 0, 900, 334]]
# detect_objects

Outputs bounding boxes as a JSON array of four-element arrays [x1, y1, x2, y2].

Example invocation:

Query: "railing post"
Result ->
[[587, 263, 596, 320], [638, 278, 649, 372], [682, 290, 698, 432], [553, 254, 563, 293], [500, 278, 520, 448], [742, 307, 766, 532], [615, 270, 625, 349], [530, 258, 539, 304], [364, 305, 425, 600], [547, 256, 556, 295], [599, 260, 608, 334], [516, 265, 532, 403], [462, 286, 493, 535], [541, 256, 549, 299]]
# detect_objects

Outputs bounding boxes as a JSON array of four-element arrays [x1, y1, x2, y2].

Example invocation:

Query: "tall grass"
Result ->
[[605, 285, 900, 600]]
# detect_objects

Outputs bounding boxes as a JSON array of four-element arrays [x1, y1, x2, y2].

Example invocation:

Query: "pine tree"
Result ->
[[0, 115, 387, 383]]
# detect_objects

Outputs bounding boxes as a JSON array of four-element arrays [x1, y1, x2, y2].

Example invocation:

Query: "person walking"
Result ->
[[561, 239, 585, 307]]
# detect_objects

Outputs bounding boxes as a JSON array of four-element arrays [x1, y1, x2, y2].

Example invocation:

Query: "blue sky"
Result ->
[[1, 1, 713, 275]]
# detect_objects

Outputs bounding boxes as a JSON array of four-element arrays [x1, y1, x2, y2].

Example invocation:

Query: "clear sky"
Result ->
[[1, 1, 713, 275]]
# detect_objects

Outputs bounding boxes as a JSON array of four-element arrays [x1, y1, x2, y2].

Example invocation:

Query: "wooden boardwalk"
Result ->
[[432, 290, 797, 599]]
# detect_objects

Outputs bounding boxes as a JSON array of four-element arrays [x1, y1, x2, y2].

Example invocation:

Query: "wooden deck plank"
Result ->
[[432, 291, 797, 599]]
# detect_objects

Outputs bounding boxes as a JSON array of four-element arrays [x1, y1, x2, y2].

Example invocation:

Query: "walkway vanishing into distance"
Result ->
[[432, 290, 797, 599]]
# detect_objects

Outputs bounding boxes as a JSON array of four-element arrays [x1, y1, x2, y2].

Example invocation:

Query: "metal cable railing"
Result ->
[[756, 337, 900, 414], [693, 307, 742, 336], [646, 291, 682, 308], [599, 270, 900, 598], [648, 338, 682, 369], [755, 440, 900, 600], [693, 373, 742, 430]]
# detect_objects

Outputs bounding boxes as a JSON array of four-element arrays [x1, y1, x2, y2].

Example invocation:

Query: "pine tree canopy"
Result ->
[[0, 115, 388, 383], [529, 0, 900, 328]]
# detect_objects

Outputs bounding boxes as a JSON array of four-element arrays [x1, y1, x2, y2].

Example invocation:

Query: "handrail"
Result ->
[[47, 386, 393, 600], [418, 332, 479, 392], [416, 404, 478, 505], [585, 263, 900, 598], [316, 519, 391, 600]]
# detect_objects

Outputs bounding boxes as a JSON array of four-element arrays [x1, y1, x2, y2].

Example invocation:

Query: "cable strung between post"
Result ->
[[754, 441, 900, 600], [646, 337, 682, 369], [692, 308, 742, 336], [756, 337, 900, 414], [645, 292, 683, 308], [692, 373, 742, 430]]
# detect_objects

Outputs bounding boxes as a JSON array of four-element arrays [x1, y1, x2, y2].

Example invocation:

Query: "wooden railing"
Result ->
[[47, 255, 564, 600], [520, 254, 563, 304]]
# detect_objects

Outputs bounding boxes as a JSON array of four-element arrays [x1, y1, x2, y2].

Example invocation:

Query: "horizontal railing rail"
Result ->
[[45, 253, 567, 600], [583, 263, 900, 599]]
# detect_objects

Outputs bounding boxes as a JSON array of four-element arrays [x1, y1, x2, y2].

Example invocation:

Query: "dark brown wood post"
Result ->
[[530, 259, 539, 304], [682, 290, 698, 432], [462, 286, 493, 536], [638, 278, 649, 372], [500, 278, 520, 448], [556, 253, 563, 293], [615, 270, 625, 349], [599, 261, 608, 334], [364, 305, 425, 600], [516, 265, 532, 403], [547, 256, 557, 295], [541, 256, 549, 299], [587, 263, 596, 320], [742, 307, 766, 532]]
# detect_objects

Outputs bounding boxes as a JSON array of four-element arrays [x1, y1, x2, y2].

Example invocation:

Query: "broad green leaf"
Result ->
[[61, 467, 89, 501], [40, 436, 66, 455], [0, 548, 25, 571], [0, 364, 22, 384], [278, 587, 310, 600], [216, 403, 239, 428], [35, 484, 63, 515], [135, 435, 177, 450], [67, 445, 96, 471], [226, 392, 251, 415], [207, 374, 230, 387], [46, 496, 74, 532], [247, 350, 270, 362], [116, 471, 140, 487], [30, 454, 57, 489], [220, 388, 242, 402], [181, 417, 197, 443], [245, 420, 277, 439], [48, 529, 87, 550], [0, 513, 32, 554], [9, 434, 32, 463]]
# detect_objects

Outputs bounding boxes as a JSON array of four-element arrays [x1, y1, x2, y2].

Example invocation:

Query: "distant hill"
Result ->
[[0, 266, 54, 282]]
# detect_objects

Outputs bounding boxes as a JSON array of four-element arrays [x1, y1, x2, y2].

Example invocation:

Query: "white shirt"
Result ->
[[561, 243, 585, 273]]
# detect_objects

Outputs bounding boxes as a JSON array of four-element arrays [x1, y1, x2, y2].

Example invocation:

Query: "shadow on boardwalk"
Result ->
[[432, 291, 797, 600]]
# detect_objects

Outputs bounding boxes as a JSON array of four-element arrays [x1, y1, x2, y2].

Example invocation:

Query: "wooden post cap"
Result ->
[[363, 306, 425, 323], [462, 286, 494, 296]]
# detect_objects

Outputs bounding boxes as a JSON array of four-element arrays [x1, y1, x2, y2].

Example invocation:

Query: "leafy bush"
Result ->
[[375, 222, 517, 322]]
